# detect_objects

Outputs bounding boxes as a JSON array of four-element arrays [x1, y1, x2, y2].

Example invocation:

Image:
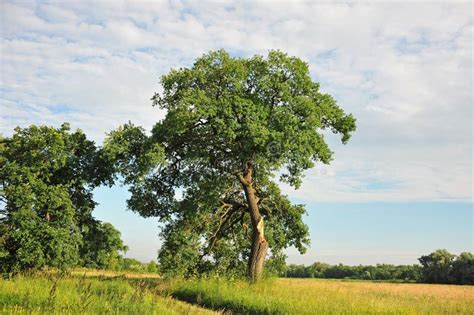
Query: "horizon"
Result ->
[[93, 184, 472, 266]]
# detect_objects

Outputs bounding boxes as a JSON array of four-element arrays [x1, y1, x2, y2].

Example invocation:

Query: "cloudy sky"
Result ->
[[1, 1, 472, 264]]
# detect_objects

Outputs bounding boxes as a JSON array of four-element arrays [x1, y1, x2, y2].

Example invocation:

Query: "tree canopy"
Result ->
[[106, 49, 356, 280], [0, 124, 126, 273], [418, 249, 474, 284]]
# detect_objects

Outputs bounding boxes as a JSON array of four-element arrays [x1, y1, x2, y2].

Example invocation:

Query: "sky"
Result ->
[[1, 1, 472, 265]]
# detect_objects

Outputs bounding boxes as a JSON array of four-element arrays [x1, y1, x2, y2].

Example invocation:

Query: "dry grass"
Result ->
[[169, 277, 474, 314], [69, 268, 161, 279], [277, 278, 474, 313]]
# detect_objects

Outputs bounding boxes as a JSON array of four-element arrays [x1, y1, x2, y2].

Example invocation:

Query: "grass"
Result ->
[[168, 277, 474, 314], [2, 272, 473, 314], [69, 267, 161, 279], [0, 272, 215, 314]]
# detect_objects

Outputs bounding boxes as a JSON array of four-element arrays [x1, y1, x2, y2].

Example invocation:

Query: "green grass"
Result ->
[[0, 272, 215, 314], [2, 273, 473, 314], [168, 277, 474, 314]]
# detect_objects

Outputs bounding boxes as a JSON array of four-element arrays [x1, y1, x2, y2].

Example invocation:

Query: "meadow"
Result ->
[[168, 277, 474, 314], [1, 272, 473, 314], [0, 272, 213, 314]]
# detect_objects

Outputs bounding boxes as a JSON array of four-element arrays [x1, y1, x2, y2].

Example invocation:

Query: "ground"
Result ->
[[1, 271, 473, 314]]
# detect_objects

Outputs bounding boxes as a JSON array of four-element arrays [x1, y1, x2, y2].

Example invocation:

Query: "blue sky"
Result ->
[[93, 185, 472, 265], [1, 1, 472, 265]]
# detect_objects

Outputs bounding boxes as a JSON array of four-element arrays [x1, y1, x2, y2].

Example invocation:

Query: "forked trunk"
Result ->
[[239, 161, 268, 282]]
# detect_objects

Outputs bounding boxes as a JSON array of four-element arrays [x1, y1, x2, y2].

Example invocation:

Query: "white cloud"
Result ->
[[0, 1, 472, 202]]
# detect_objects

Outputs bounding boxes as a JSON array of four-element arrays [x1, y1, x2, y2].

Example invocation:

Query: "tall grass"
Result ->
[[0, 272, 215, 314], [168, 277, 474, 314], [69, 268, 161, 279], [2, 272, 473, 314]]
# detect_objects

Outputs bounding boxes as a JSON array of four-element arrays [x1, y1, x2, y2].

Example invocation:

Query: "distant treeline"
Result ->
[[285, 263, 420, 281], [119, 258, 159, 273], [284, 250, 473, 285]]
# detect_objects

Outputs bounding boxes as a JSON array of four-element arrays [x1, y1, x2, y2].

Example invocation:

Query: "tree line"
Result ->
[[285, 262, 420, 282], [284, 249, 473, 285], [117, 258, 159, 273]]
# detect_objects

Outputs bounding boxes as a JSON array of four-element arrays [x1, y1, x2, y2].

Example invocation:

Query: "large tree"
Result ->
[[107, 50, 356, 281], [0, 124, 126, 273]]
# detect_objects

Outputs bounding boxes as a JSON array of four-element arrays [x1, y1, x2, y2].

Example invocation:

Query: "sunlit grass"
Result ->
[[69, 267, 160, 279], [168, 277, 474, 314], [2, 272, 473, 314], [0, 273, 214, 314]]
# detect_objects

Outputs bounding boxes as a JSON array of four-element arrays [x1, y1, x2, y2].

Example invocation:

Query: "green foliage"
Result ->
[[418, 249, 455, 284], [0, 124, 126, 273], [419, 249, 474, 285], [157, 222, 203, 277], [0, 273, 213, 314], [152, 49, 355, 190], [80, 221, 128, 270], [285, 262, 421, 281], [146, 261, 159, 273], [118, 258, 161, 274], [450, 252, 474, 285], [102, 123, 164, 185], [106, 49, 355, 277], [120, 258, 147, 273], [284, 250, 473, 285]]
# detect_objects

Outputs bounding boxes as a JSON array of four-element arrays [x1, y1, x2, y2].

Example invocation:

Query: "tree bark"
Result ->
[[238, 161, 268, 282]]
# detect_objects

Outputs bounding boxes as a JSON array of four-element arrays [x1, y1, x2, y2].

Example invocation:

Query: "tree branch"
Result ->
[[204, 201, 248, 257]]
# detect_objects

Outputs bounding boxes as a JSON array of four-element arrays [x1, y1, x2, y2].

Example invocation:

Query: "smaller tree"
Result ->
[[308, 262, 330, 278], [0, 124, 125, 273], [80, 220, 128, 270], [121, 258, 146, 272], [147, 260, 159, 273], [418, 249, 455, 284]]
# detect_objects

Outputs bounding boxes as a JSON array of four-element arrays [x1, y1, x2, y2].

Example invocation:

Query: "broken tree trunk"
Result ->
[[239, 161, 268, 282]]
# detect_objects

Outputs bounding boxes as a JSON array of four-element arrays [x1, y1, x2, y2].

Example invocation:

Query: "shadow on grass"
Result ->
[[170, 289, 284, 315]]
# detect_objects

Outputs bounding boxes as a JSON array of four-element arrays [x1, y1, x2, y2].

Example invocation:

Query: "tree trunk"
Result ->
[[248, 216, 268, 281], [239, 161, 268, 282]]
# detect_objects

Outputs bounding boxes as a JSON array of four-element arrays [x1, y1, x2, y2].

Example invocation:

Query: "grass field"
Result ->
[[1, 272, 473, 314], [168, 278, 474, 314], [0, 273, 214, 314]]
